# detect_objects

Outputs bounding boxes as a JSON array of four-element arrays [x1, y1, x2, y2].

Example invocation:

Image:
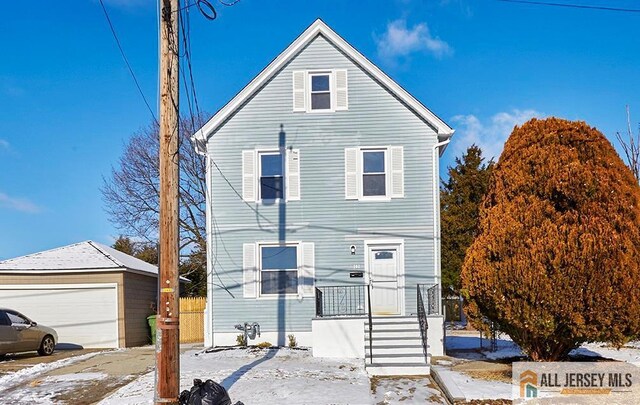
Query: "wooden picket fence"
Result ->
[[179, 297, 205, 343]]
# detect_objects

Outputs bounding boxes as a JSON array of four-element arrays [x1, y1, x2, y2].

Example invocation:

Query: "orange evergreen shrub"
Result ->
[[461, 118, 640, 361]]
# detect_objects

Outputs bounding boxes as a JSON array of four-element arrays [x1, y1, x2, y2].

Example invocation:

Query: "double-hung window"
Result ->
[[242, 149, 300, 202], [310, 73, 331, 111], [243, 242, 315, 298], [362, 150, 387, 197], [292, 70, 348, 113], [260, 245, 298, 295], [259, 152, 284, 200], [344, 146, 404, 200]]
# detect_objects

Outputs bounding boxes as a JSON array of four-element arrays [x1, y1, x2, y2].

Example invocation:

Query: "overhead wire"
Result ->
[[98, 0, 159, 124], [177, 1, 243, 296], [496, 0, 640, 13]]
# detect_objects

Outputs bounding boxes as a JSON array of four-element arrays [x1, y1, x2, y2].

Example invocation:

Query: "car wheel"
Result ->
[[38, 335, 55, 356]]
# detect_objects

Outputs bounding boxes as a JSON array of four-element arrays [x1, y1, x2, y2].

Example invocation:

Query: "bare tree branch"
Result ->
[[616, 105, 640, 183], [101, 114, 209, 253]]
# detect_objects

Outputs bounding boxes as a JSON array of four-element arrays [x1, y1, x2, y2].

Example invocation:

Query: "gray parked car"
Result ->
[[0, 308, 58, 357]]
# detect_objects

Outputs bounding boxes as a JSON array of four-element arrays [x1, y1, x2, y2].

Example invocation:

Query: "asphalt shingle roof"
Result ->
[[0, 240, 158, 276]]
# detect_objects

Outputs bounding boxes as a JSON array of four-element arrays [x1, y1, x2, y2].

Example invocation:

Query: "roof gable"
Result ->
[[193, 19, 454, 147]]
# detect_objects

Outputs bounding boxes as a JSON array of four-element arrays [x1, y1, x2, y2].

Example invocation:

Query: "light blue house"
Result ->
[[193, 19, 454, 375]]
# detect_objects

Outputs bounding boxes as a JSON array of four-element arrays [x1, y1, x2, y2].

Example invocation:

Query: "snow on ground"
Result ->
[[483, 341, 523, 361], [441, 331, 640, 401], [572, 343, 640, 365], [0, 351, 104, 392], [446, 333, 514, 351], [1, 372, 110, 405], [371, 377, 446, 405], [477, 339, 640, 363], [100, 347, 374, 405], [433, 365, 512, 400]]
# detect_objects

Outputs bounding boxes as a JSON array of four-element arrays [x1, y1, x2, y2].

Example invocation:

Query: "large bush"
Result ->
[[461, 118, 640, 361]]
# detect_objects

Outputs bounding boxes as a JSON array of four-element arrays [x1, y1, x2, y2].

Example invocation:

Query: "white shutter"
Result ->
[[292, 71, 306, 112], [242, 150, 256, 202], [286, 149, 301, 201], [300, 242, 315, 297], [334, 69, 348, 111], [345, 148, 360, 199], [390, 146, 404, 198], [243, 243, 258, 298]]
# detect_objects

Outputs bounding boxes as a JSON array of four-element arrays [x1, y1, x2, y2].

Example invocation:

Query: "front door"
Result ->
[[369, 247, 400, 315]]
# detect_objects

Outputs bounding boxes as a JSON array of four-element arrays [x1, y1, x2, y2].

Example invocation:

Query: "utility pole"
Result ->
[[156, 0, 180, 404]]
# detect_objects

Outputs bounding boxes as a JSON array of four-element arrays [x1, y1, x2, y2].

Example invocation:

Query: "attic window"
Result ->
[[292, 70, 348, 113], [310, 73, 331, 110]]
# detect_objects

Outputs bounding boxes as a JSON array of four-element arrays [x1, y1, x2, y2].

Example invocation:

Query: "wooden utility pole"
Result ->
[[156, 0, 180, 403]]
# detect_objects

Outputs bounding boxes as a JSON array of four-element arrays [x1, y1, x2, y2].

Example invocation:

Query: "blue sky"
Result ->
[[1, 0, 639, 259]]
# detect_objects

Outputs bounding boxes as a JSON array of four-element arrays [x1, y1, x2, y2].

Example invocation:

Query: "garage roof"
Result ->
[[0, 240, 159, 277]]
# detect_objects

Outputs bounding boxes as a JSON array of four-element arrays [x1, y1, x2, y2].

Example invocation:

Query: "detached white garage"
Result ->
[[0, 241, 159, 348]]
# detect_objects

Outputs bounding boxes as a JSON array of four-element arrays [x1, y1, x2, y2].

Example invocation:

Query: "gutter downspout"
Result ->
[[432, 138, 450, 316], [193, 136, 213, 348]]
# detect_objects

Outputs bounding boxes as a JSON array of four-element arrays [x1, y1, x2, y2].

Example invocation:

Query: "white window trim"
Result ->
[[257, 149, 285, 204], [256, 242, 302, 299], [360, 147, 392, 201], [306, 71, 335, 113]]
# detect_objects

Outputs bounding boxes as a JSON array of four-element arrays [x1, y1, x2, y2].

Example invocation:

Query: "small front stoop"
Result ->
[[364, 316, 430, 376]]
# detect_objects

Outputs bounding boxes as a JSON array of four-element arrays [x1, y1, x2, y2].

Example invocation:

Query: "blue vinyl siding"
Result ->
[[207, 34, 439, 334]]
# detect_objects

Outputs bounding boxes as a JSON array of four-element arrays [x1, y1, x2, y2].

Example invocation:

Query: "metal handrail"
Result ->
[[416, 284, 429, 362], [314, 285, 366, 317], [425, 284, 440, 315], [367, 283, 373, 364], [315, 287, 323, 317]]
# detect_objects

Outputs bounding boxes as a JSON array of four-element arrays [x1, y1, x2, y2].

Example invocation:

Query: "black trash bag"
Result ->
[[179, 378, 244, 405]]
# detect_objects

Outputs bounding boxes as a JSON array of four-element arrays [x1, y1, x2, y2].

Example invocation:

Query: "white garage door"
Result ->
[[0, 283, 119, 348]]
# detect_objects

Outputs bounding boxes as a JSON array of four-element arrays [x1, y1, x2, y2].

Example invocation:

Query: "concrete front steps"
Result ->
[[364, 316, 430, 376]]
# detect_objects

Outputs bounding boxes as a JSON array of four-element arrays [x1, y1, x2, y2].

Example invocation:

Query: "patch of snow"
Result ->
[[46, 372, 107, 382], [572, 343, 640, 365], [0, 351, 104, 392], [434, 366, 511, 400], [372, 377, 445, 404], [446, 333, 514, 351], [483, 341, 524, 360], [101, 347, 373, 405], [1, 371, 111, 404]]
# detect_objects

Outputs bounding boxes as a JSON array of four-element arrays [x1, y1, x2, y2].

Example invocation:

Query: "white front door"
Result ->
[[369, 247, 400, 315]]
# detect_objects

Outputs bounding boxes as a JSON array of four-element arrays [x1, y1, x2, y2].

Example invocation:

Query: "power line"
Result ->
[[180, 5, 202, 124], [497, 0, 640, 13], [98, 0, 158, 124]]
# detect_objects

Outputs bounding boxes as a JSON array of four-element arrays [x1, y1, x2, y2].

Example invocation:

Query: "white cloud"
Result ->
[[0, 192, 41, 214], [451, 109, 544, 160], [375, 19, 452, 64], [0, 139, 8, 150]]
